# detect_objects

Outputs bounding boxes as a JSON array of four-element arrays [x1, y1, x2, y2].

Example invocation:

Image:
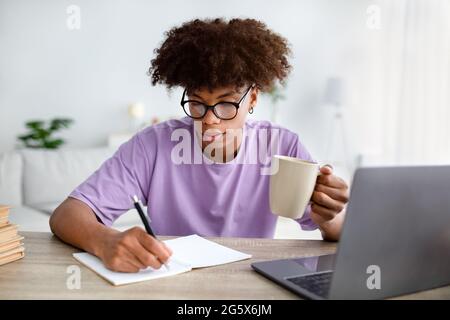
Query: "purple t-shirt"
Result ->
[[70, 117, 318, 237]]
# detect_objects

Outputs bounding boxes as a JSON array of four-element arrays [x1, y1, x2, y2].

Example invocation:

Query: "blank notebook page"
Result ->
[[73, 234, 251, 286], [165, 234, 251, 268]]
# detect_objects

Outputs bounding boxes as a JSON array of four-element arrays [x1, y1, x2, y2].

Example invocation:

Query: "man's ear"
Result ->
[[249, 87, 259, 110]]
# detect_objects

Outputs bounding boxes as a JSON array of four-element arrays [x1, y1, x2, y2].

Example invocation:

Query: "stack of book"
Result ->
[[0, 205, 25, 266]]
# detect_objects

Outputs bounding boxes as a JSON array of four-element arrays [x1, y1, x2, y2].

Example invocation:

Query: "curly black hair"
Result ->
[[149, 18, 292, 92]]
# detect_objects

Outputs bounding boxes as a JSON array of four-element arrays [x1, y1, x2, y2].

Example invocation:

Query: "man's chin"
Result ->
[[202, 139, 225, 150]]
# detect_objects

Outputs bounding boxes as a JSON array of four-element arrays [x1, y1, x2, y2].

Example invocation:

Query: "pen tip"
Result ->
[[132, 195, 139, 203]]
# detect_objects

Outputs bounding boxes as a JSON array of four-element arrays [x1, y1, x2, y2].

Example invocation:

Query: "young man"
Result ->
[[50, 18, 349, 273]]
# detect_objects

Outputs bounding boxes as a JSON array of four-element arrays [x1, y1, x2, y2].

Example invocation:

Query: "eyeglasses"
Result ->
[[180, 85, 254, 120]]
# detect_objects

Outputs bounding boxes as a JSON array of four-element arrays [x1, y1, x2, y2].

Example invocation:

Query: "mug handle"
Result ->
[[307, 168, 322, 207], [309, 163, 334, 196]]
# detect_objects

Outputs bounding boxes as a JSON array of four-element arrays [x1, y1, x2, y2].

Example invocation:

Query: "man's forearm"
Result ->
[[318, 210, 346, 241], [49, 197, 117, 257]]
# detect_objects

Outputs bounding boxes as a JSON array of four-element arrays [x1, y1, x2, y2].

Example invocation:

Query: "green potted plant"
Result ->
[[18, 118, 74, 149]]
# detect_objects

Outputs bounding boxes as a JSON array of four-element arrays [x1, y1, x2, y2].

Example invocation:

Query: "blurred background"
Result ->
[[0, 0, 449, 238]]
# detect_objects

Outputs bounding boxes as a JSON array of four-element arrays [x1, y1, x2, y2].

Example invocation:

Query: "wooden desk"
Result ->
[[1, 232, 449, 299]]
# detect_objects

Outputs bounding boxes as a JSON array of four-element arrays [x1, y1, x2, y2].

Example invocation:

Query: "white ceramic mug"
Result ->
[[270, 155, 320, 219]]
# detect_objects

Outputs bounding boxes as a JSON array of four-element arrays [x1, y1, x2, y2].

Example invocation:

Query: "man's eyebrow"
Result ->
[[216, 91, 238, 99], [190, 93, 205, 101]]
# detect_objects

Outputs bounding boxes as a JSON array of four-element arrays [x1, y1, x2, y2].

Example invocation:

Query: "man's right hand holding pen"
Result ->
[[97, 227, 173, 273]]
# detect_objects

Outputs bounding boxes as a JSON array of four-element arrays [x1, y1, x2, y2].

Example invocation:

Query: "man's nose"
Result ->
[[203, 109, 221, 125]]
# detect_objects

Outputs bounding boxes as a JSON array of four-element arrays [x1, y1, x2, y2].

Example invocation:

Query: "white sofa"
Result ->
[[0, 148, 321, 239], [0, 148, 146, 232]]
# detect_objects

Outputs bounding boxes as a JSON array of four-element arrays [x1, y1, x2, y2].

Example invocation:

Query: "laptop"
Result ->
[[252, 166, 450, 299]]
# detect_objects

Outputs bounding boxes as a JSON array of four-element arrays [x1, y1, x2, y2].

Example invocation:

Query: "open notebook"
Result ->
[[73, 234, 252, 286]]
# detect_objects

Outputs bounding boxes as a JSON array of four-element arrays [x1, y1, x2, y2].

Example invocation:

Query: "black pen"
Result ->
[[132, 195, 170, 270]]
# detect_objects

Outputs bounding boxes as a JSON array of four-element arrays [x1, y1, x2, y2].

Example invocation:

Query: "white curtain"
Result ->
[[353, 0, 450, 166]]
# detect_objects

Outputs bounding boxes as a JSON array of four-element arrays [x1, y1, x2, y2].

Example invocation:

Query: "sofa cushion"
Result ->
[[0, 152, 22, 207], [29, 202, 60, 215], [21, 148, 114, 207], [8, 206, 52, 232]]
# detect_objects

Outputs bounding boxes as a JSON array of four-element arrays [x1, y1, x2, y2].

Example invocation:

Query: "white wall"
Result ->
[[0, 0, 370, 168]]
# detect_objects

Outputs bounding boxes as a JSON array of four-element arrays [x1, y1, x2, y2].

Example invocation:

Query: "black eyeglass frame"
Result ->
[[180, 85, 254, 120]]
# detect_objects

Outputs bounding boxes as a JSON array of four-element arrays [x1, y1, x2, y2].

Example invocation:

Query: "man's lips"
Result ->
[[202, 130, 224, 142]]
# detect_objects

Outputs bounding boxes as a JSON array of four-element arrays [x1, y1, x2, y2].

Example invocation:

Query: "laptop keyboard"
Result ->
[[286, 271, 333, 298]]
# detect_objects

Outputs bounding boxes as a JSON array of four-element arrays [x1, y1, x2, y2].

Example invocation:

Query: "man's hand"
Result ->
[[311, 165, 349, 240], [98, 227, 172, 273]]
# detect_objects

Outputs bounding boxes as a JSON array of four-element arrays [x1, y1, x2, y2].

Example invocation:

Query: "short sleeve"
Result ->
[[287, 133, 319, 231], [69, 133, 153, 226]]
